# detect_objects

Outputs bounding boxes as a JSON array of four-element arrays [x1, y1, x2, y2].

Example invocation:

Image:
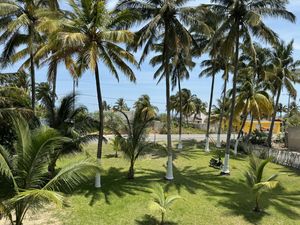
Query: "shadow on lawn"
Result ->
[[135, 215, 178, 225], [76, 166, 166, 205]]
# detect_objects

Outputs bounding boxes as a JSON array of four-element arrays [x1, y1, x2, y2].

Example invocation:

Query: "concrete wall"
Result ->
[[288, 127, 300, 152]]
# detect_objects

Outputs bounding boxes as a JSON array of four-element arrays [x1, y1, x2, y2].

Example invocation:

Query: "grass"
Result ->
[[54, 140, 300, 225]]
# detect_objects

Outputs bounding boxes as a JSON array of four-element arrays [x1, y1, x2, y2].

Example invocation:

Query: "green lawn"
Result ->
[[54, 141, 300, 225]]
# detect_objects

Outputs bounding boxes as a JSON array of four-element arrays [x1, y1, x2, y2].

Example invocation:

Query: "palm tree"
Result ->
[[208, 0, 295, 175], [111, 98, 157, 179], [0, 0, 52, 113], [193, 97, 207, 122], [149, 184, 181, 225], [114, 98, 130, 111], [200, 55, 228, 152], [134, 94, 159, 120], [267, 40, 300, 147], [233, 73, 273, 155], [180, 89, 196, 124], [150, 44, 195, 150], [117, 0, 195, 180], [36, 83, 99, 175], [245, 154, 279, 212], [49, 0, 137, 187], [0, 116, 100, 225]]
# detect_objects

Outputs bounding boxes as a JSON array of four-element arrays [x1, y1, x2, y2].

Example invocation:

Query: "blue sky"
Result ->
[[1, 0, 300, 112]]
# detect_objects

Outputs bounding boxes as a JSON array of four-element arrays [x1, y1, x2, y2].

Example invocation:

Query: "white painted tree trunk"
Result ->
[[216, 134, 221, 148], [234, 138, 239, 156], [165, 154, 174, 180], [221, 153, 230, 175], [178, 134, 183, 150], [205, 136, 210, 152], [95, 159, 101, 188]]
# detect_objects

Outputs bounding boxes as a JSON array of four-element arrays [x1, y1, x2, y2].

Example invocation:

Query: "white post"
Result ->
[[205, 136, 210, 152], [165, 154, 174, 180], [95, 158, 101, 188], [178, 134, 183, 150], [216, 133, 221, 148], [221, 153, 230, 175]]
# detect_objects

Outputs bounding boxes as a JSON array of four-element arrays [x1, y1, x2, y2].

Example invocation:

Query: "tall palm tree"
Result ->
[[150, 45, 195, 150], [208, 0, 295, 175], [0, 0, 51, 113], [200, 55, 228, 152], [267, 40, 300, 147], [49, 0, 137, 187], [134, 94, 159, 120], [0, 116, 100, 225], [117, 0, 195, 180]]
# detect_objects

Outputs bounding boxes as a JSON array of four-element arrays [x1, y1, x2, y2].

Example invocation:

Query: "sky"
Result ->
[[1, 0, 300, 113]]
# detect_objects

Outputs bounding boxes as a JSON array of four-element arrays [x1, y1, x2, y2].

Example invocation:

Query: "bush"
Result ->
[[248, 130, 268, 145]]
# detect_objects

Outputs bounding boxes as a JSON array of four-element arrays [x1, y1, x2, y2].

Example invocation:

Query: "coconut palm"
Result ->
[[267, 40, 300, 147], [47, 0, 137, 187], [233, 73, 273, 155], [193, 97, 207, 122], [134, 95, 158, 120], [200, 55, 229, 152], [150, 44, 195, 150], [0, 0, 53, 113], [208, 0, 295, 175], [116, 0, 195, 180], [245, 154, 279, 212], [0, 116, 100, 225], [114, 98, 130, 111], [149, 184, 181, 225], [180, 89, 196, 124], [111, 99, 157, 179]]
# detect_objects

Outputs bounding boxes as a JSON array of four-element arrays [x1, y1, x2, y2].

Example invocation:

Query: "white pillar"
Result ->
[[165, 154, 174, 180], [95, 159, 101, 188], [221, 153, 230, 175], [205, 136, 210, 152], [178, 134, 183, 150], [216, 134, 221, 148]]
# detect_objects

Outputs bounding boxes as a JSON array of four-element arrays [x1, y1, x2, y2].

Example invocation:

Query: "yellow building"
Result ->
[[242, 120, 282, 135]]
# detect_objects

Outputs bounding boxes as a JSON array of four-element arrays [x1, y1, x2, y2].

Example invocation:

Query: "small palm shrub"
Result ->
[[0, 116, 100, 225], [245, 154, 279, 212], [149, 184, 181, 225]]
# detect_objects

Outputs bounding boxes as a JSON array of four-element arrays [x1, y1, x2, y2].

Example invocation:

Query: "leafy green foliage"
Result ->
[[0, 116, 100, 225], [245, 154, 279, 212], [149, 184, 181, 225]]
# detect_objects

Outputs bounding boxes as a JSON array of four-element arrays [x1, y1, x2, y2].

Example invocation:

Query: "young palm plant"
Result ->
[[245, 154, 279, 212], [149, 184, 181, 225], [0, 116, 100, 225], [110, 96, 157, 179]]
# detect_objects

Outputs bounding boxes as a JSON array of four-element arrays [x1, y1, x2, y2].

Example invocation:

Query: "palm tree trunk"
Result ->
[[164, 22, 173, 180], [247, 115, 254, 141], [128, 160, 135, 179], [178, 76, 183, 150], [222, 25, 240, 175], [234, 99, 249, 156], [205, 72, 215, 152], [51, 62, 57, 106], [217, 75, 228, 148], [30, 52, 36, 114], [267, 87, 281, 147], [94, 62, 103, 188]]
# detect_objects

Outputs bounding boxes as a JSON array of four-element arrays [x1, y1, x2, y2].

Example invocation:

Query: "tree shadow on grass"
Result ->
[[135, 215, 178, 225], [75, 166, 166, 206]]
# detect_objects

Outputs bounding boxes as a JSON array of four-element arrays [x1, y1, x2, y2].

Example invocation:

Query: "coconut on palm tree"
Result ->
[[208, 0, 295, 175]]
